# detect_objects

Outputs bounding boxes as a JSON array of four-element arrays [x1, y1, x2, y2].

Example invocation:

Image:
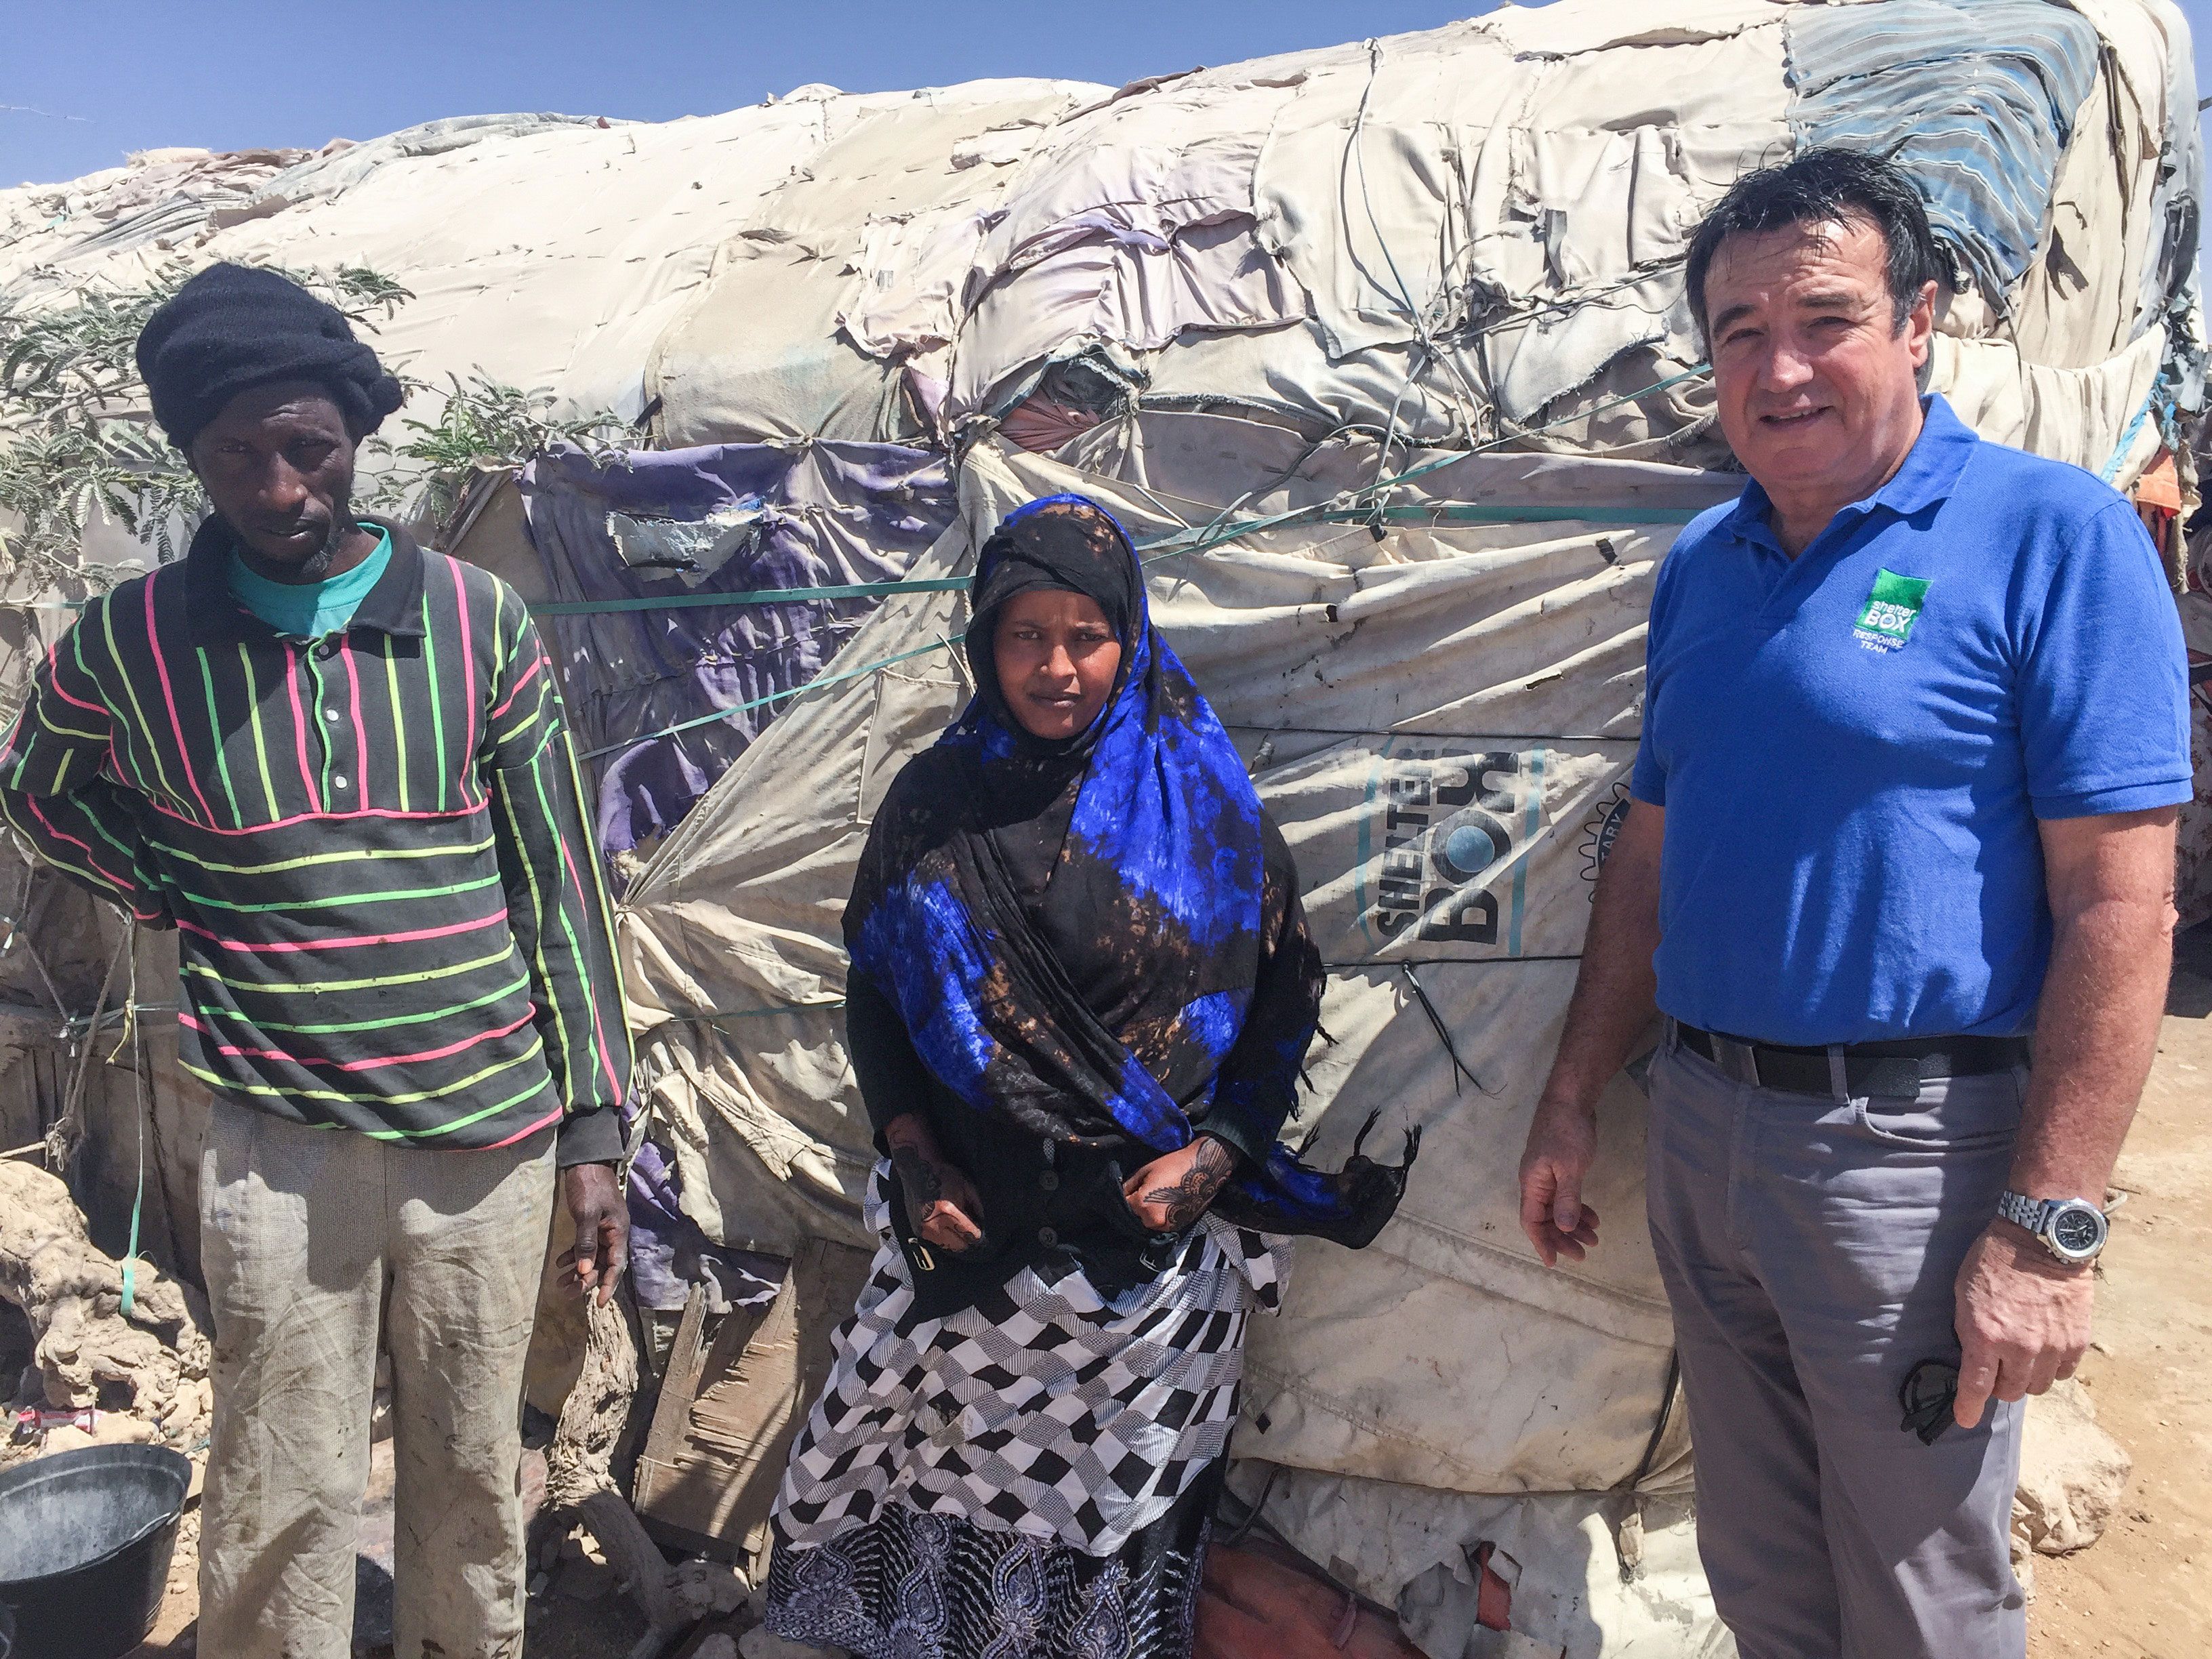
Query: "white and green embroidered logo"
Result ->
[[1853, 569, 1930, 653]]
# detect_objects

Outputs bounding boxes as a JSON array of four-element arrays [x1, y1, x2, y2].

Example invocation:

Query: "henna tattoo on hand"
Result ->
[[894, 1143, 984, 1252], [891, 1143, 943, 1208], [1141, 1135, 1236, 1231]]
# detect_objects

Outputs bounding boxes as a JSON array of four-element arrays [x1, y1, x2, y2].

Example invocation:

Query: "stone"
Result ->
[[2013, 1378, 2132, 1557], [670, 1555, 753, 1622], [0, 1162, 207, 1422]]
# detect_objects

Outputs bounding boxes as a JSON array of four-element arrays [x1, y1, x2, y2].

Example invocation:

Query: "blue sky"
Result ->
[[0, 1, 1484, 186]]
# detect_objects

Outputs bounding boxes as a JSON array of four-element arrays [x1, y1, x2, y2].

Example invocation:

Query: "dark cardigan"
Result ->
[[844, 811, 1319, 1319]]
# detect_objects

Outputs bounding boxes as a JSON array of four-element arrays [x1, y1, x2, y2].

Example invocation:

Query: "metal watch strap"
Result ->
[[1996, 1189, 2049, 1237]]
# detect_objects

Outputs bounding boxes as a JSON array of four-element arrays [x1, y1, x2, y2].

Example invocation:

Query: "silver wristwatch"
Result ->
[[1996, 1190, 2108, 1265]]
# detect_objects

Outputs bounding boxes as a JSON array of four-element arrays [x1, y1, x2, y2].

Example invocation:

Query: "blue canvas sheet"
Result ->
[[1785, 0, 2101, 311]]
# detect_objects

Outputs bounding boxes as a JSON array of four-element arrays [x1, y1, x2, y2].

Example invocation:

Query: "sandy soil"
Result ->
[[2026, 957, 2212, 1659]]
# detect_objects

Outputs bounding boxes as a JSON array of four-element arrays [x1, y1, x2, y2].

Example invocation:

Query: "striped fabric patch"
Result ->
[[1785, 0, 2100, 311]]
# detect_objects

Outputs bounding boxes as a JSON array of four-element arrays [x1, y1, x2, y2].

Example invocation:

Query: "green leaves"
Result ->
[[362, 371, 632, 529], [0, 260, 417, 587], [0, 260, 629, 584]]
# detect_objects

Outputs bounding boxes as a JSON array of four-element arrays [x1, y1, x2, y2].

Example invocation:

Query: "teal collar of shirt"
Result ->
[[1721, 392, 1978, 556], [227, 525, 392, 639], [184, 511, 428, 647]]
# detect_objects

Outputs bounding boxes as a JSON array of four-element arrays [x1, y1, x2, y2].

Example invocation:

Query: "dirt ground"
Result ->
[[125, 1437, 673, 1657], [118, 950, 2212, 1659], [2025, 949, 2212, 1659]]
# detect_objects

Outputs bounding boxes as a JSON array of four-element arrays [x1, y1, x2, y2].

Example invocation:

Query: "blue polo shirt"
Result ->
[[1631, 395, 2191, 1044]]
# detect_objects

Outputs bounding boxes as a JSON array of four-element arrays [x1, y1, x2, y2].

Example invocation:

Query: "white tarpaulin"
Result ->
[[613, 430, 1722, 1618], [0, 83, 1100, 428]]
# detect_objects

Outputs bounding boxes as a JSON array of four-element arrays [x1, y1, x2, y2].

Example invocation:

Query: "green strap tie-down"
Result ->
[[583, 505, 1704, 758], [576, 634, 969, 760], [41, 366, 1721, 748], [121, 1176, 140, 1316], [35, 575, 975, 618], [568, 495, 1698, 760]]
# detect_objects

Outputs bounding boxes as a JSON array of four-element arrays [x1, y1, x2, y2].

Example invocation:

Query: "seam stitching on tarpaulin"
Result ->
[[1387, 1208, 1677, 1324]]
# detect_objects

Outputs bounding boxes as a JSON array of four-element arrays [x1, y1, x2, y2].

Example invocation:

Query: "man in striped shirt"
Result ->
[[0, 263, 632, 1659]]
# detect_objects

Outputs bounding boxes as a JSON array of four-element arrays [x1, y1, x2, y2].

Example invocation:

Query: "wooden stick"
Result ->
[[547, 1294, 688, 1641]]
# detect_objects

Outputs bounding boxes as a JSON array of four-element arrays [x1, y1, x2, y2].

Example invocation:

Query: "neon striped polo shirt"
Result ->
[[0, 513, 630, 1162]]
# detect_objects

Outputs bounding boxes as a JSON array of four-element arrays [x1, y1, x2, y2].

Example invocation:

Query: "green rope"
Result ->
[[586, 363, 1716, 758], [576, 634, 968, 760], [1320, 503, 1706, 528], [531, 577, 972, 616], [45, 575, 977, 618], [42, 369, 1714, 621]]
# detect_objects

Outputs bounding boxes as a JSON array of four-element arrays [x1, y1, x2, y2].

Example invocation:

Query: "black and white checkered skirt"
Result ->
[[762, 1168, 1282, 1658]]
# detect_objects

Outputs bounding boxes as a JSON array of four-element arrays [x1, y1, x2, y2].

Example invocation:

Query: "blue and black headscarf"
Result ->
[[844, 495, 1415, 1246]]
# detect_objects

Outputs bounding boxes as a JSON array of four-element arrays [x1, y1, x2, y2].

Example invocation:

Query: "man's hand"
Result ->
[[1518, 1099, 1603, 1265], [1943, 806, 2173, 1429], [1950, 1221, 2095, 1429], [1124, 1134, 1237, 1232], [559, 1162, 629, 1308], [882, 1113, 985, 1254], [1517, 798, 1657, 1268]]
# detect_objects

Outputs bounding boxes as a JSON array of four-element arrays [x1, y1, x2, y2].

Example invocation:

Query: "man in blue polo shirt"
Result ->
[[1516, 148, 2190, 1657]]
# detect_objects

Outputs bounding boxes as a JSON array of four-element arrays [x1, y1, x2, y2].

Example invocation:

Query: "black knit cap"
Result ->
[[134, 262, 405, 449]]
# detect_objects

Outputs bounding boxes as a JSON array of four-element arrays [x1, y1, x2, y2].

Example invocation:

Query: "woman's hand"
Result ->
[[884, 1113, 986, 1254], [1123, 1134, 1238, 1232]]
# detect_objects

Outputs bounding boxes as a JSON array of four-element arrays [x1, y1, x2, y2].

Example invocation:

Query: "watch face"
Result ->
[[2052, 1206, 2104, 1257]]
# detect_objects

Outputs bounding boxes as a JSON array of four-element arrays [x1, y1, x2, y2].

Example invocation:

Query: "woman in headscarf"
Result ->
[[756, 495, 1417, 1659]]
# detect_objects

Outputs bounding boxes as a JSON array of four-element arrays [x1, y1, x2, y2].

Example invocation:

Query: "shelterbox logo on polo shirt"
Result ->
[[1853, 569, 1931, 653]]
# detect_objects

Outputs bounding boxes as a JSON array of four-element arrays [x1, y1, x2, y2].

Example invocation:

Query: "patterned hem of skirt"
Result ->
[[764, 1476, 1219, 1659]]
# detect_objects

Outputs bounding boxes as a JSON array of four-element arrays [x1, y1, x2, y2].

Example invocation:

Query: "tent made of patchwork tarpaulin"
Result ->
[[596, 5, 2200, 1650]]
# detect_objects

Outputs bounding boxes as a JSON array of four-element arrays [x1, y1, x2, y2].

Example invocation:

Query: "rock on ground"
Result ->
[[2014, 1378, 2133, 1559], [0, 1159, 209, 1442]]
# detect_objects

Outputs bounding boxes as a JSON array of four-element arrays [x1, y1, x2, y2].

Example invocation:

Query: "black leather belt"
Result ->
[[1673, 1021, 2031, 1098]]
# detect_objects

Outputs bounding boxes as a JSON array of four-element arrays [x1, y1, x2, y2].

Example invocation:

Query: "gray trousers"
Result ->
[[198, 1096, 558, 1659], [1645, 1033, 2028, 1659]]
